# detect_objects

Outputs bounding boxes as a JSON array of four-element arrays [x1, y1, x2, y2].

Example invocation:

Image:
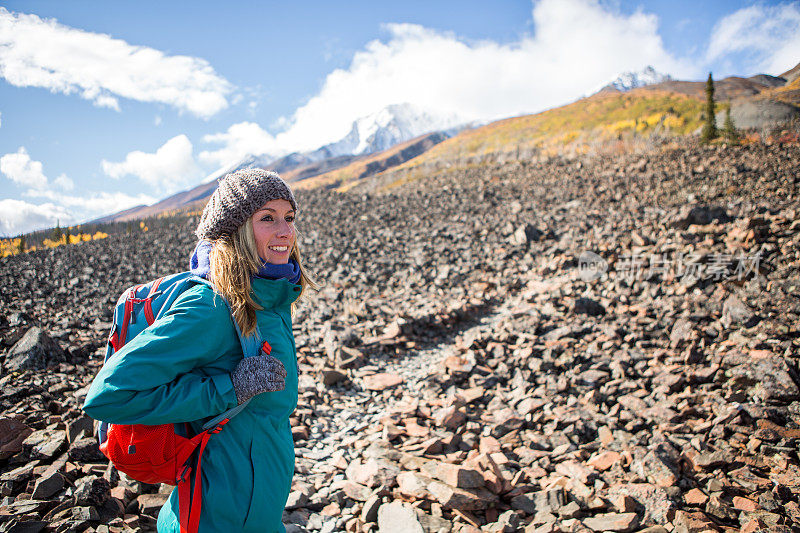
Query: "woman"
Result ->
[[83, 169, 313, 532]]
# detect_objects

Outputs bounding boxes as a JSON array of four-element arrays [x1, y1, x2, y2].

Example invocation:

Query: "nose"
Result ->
[[276, 218, 294, 238]]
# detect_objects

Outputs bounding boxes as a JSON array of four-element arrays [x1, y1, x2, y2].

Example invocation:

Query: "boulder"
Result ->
[[728, 96, 800, 129], [4, 327, 66, 372], [670, 204, 730, 229]]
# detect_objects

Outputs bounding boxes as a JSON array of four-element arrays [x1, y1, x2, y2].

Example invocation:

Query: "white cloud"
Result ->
[[94, 93, 121, 112], [200, 0, 694, 163], [53, 174, 74, 191], [199, 122, 280, 168], [0, 7, 233, 117], [707, 3, 800, 76], [0, 147, 48, 189], [25, 189, 154, 213], [101, 134, 202, 193], [0, 144, 154, 234], [4, 191, 156, 236], [0, 198, 72, 236]]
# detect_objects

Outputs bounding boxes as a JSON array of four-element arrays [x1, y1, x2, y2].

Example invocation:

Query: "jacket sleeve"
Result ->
[[82, 284, 240, 425]]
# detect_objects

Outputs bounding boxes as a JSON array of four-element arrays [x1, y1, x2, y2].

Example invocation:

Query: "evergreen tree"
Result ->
[[700, 72, 717, 143], [722, 107, 739, 143], [18, 235, 25, 254], [64, 225, 71, 243], [52, 220, 62, 241]]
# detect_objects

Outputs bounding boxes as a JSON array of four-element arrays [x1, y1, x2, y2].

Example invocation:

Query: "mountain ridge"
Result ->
[[91, 62, 800, 223]]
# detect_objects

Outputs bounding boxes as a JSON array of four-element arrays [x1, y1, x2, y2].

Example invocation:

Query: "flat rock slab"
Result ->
[[345, 457, 400, 488], [377, 501, 424, 533], [341, 480, 372, 502], [363, 372, 404, 391], [32, 470, 65, 500], [396, 471, 433, 499], [607, 483, 676, 525], [427, 480, 498, 510], [510, 488, 565, 516], [583, 512, 640, 532], [23, 429, 66, 460], [423, 461, 484, 489]]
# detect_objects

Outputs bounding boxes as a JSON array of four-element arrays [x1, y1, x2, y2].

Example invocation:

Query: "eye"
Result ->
[[260, 214, 273, 222], [285, 215, 295, 223]]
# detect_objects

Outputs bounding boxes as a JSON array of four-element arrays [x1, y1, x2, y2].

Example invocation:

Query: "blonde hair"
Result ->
[[209, 217, 315, 336]]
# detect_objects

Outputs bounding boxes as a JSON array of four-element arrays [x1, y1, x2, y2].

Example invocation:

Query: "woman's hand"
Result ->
[[231, 355, 287, 404]]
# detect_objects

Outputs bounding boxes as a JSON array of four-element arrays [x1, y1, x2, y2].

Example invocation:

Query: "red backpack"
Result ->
[[93, 273, 262, 533]]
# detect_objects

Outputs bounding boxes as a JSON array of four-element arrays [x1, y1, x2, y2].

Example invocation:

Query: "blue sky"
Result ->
[[1, 0, 798, 236]]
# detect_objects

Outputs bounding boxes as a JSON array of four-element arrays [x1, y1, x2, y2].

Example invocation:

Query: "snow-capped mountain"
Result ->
[[204, 103, 467, 184], [321, 103, 465, 157], [598, 66, 672, 94]]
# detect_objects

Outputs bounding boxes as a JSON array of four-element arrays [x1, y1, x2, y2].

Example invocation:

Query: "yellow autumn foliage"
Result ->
[[43, 235, 68, 248], [606, 118, 637, 134], [0, 237, 25, 258], [559, 130, 581, 145], [644, 112, 665, 127], [1, 230, 109, 257], [663, 114, 685, 129]]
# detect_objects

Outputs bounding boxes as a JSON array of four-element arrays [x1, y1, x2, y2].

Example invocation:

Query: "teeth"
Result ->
[[269, 246, 288, 252]]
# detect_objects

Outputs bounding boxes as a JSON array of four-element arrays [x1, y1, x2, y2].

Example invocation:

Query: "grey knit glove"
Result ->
[[231, 355, 287, 405]]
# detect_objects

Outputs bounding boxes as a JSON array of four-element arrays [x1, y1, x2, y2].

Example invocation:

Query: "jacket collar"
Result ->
[[251, 277, 301, 310]]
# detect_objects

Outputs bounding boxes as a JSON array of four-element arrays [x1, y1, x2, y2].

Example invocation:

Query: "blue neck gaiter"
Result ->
[[256, 258, 302, 284]]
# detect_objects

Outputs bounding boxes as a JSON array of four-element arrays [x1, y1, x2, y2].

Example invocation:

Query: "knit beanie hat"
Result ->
[[195, 168, 297, 240]]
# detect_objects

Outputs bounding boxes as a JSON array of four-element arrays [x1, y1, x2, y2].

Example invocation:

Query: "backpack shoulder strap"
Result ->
[[185, 275, 260, 428], [184, 275, 262, 357]]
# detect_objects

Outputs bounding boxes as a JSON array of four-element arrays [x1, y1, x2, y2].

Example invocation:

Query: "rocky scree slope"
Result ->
[[1, 141, 800, 532]]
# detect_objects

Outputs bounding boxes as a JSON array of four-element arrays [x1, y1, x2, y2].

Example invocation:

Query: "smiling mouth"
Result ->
[[268, 245, 289, 252]]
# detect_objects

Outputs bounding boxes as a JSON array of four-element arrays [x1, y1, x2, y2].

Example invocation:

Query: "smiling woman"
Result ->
[[83, 169, 316, 532]]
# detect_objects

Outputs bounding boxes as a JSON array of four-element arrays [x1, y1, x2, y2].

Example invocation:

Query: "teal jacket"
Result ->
[[83, 278, 301, 533]]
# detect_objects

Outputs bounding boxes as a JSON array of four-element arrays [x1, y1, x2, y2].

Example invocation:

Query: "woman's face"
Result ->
[[251, 199, 296, 264]]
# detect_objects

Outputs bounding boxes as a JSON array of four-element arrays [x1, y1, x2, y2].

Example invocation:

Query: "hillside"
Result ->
[[2, 141, 800, 531], [781, 62, 800, 84], [639, 75, 781, 100], [365, 90, 709, 186], [293, 132, 448, 191], [281, 154, 363, 183], [763, 75, 800, 107]]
